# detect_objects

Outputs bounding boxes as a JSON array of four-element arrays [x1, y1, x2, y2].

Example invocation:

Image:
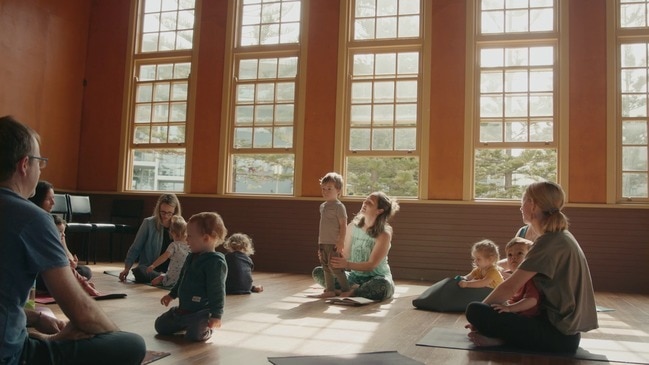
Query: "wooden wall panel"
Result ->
[[77, 0, 131, 191], [84, 194, 649, 294], [0, 0, 91, 190], [189, 0, 228, 193], [301, 0, 341, 197], [568, 0, 608, 202]]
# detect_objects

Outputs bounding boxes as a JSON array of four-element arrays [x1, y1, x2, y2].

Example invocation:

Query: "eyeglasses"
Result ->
[[160, 211, 174, 217], [28, 155, 48, 169]]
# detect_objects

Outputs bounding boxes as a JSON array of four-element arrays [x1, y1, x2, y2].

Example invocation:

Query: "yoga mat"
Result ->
[[268, 351, 423, 365], [417, 327, 649, 364], [35, 293, 126, 304], [142, 350, 170, 364]]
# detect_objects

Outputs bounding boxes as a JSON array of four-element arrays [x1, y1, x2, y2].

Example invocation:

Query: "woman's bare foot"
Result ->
[[252, 285, 264, 293], [467, 331, 505, 347], [338, 288, 355, 297], [308, 290, 336, 298]]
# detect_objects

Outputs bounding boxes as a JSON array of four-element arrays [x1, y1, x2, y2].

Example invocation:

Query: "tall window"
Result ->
[[126, 0, 195, 192], [618, 0, 649, 200], [473, 0, 558, 199], [226, 0, 301, 195], [343, 0, 422, 198]]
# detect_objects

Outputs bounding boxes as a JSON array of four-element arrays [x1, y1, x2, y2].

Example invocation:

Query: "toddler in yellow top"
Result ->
[[458, 239, 503, 289]]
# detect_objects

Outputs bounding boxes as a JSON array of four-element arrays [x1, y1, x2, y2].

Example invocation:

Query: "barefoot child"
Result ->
[[224, 233, 263, 294], [313, 172, 350, 298], [147, 215, 190, 287], [154, 212, 228, 341], [458, 239, 503, 289]]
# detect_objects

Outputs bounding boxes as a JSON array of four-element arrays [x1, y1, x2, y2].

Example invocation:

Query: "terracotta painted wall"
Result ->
[[428, 0, 466, 200], [301, 0, 341, 197], [77, 0, 131, 192], [189, 0, 228, 193], [568, 0, 608, 203], [0, 0, 91, 190]]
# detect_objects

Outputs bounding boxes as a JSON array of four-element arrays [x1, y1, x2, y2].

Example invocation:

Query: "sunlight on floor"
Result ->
[[213, 288, 387, 355]]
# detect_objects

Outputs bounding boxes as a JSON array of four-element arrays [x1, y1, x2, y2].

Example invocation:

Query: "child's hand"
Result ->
[[491, 303, 511, 313], [208, 318, 221, 329], [146, 265, 154, 274], [160, 294, 173, 306], [464, 323, 476, 332], [458, 280, 468, 288], [335, 243, 344, 253]]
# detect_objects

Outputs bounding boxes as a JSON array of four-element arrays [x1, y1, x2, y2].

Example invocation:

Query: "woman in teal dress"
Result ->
[[312, 192, 400, 301]]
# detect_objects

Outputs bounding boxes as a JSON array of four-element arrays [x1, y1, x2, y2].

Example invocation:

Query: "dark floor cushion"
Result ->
[[412, 277, 493, 312]]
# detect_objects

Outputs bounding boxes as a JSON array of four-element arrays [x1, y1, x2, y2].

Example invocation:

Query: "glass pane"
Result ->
[[129, 148, 185, 192], [346, 156, 419, 197], [253, 127, 273, 148], [169, 102, 187, 122], [621, 44, 647, 68], [622, 121, 648, 144], [137, 84, 153, 102], [352, 82, 373, 103], [529, 70, 553, 92], [350, 105, 372, 126], [375, 53, 396, 75], [530, 8, 553, 32], [504, 70, 528, 92], [621, 4, 647, 28], [622, 172, 648, 198], [376, 17, 398, 38], [235, 106, 254, 125], [481, 95, 503, 117], [529, 94, 553, 116], [234, 127, 253, 148], [254, 105, 274, 125], [151, 126, 168, 143], [622, 94, 648, 117], [374, 81, 395, 102], [170, 82, 188, 100], [372, 128, 394, 150], [395, 80, 417, 102], [529, 120, 553, 142], [237, 84, 255, 103], [239, 59, 258, 79], [621, 69, 647, 93], [231, 154, 294, 194], [481, 71, 503, 93], [474, 148, 557, 199], [273, 126, 293, 147], [395, 104, 417, 126], [168, 125, 185, 142], [373, 104, 394, 125], [350, 128, 371, 150], [480, 121, 503, 143], [395, 127, 416, 150], [504, 120, 527, 142], [134, 126, 150, 143], [135, 105, 152, 123], [398, 15, 419, 38], [275, 104, 294, 123], [622, 146, 648, 170]]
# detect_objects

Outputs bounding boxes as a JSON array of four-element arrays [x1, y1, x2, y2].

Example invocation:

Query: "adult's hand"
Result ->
[[118, 269, 129, 282]]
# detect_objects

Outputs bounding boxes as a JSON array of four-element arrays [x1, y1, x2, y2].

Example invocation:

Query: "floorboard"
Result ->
[[40, 263, 649, 365]]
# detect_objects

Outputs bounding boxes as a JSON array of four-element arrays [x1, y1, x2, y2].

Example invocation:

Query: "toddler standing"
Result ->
[[224, 233, 263, 294], [155, 212, 228, 341], [458, 239, 504, 289], [147, 215, 190, 287], [313, 172, 350, 298]]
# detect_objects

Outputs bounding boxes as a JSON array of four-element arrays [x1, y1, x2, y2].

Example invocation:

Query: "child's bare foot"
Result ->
[[252, 285, 264, 293], [467, 331, 504, 347], [338, 288, 355, 297]]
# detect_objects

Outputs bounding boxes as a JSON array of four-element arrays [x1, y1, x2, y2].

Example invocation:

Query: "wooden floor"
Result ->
[[43, 263, 649, 365]]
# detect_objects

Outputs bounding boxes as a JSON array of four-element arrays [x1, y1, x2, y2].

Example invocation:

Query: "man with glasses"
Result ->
[[119, 193, 182, 283], [0, 115, 146, 365]]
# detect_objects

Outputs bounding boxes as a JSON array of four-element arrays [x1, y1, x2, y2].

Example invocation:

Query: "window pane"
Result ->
[[130, 149, 185, 191], [480, 0, 553, 34], [139, 0, 195, 53], [346, 156, 419, 197], [232, 154, 294, 194], [474, 148, 557, 199], [239, 0, 301, 46], [353, 0, 420, 40]]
